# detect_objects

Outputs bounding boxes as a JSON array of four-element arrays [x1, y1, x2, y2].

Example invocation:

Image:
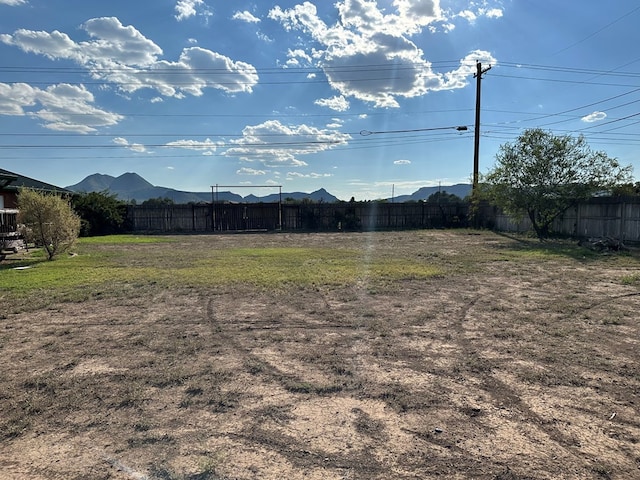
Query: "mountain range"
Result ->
[[66, 172, 472, 203]]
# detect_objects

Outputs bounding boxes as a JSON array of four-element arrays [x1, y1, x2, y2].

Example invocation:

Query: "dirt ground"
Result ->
[[1, 231, 639, 479]]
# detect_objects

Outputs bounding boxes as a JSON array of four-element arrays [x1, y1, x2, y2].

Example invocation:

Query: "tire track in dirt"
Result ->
[[446, 276, 615, 473], [203, 291, 385, 477]]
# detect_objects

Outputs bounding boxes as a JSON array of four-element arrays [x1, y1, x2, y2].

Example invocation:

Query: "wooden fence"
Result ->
[[126, 197, 640, 242], [126, 202, 469, 233], [489, 196, 640, 242]]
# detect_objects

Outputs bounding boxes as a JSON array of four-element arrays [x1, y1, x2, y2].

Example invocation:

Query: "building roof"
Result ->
[[0, 168, 71, 193]]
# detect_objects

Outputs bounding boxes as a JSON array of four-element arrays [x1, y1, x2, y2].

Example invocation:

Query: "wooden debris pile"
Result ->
[[578, 236, 627, 252]]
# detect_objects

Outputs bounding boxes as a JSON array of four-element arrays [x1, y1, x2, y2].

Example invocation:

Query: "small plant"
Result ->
[[620, 273, 640, 285]]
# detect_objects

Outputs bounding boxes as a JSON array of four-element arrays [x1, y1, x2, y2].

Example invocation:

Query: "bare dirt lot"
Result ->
[[1, 231, 639, 479]]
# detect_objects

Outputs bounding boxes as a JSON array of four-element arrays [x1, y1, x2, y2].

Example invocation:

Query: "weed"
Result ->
[[620, 273, 640, 286]]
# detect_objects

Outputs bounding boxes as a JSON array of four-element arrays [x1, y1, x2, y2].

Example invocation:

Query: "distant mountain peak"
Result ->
[[110, 172, 154, 191], [65, 172, 342, 203], [65, 171, 466, 204], [65, 173, 115, 192]]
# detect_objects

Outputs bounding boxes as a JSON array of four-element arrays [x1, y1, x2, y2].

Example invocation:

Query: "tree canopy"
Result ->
[[18, 188, 81, 260], [426, 191, 462, 204], [484, 128, 632, 238], [72, 191, 128, 236], [142, 197, 175, 206]]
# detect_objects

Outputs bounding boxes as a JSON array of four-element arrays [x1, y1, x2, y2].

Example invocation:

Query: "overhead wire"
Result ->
[[1, 59, 640, 151]]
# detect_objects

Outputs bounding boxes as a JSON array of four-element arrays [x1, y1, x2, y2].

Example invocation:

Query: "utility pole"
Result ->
[[473, 61, 491, 193]]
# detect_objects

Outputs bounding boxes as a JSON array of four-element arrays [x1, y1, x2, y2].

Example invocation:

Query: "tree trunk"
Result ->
[[528, 209, 550, 239]]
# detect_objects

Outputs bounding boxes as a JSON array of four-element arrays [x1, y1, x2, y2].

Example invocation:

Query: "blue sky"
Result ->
[[1, 0, 639, 200]]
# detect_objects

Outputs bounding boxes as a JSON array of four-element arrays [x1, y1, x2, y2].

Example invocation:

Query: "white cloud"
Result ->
[[483, 8, 503, 19], [113, 137, 147, 152], [582, 111, 607, 123], [269, 1, 497, 108], [0, 0, 26, 4], [257, 32, 274, 43], [285, 48, 312, 67], [457, 5, 503, 23], [1, 18, 259, 98], [287, 172, 333, 179], [314, 95, 350, 112], [225, 119, 351, 167], [237, 167, 267, 175], [394, 159, 411, 165], [0, 82, 122, 132], [442, 22, 456, 32], [165, 138, 222, 153], [233, 11, 260, 23], [175, 0, 212, 21], [457, 10, 477, 22]]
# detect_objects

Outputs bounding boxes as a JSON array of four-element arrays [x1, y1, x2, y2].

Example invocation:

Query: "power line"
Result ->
[[551, 5, 640, 56]]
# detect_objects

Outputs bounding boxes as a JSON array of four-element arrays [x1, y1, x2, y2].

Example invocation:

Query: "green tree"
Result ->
[[18, 188, 81, 260], [142, 197, 175, 206], [611, 181, 640, 196], [426, 191, 462, 204], [72, 191, 128, 236], [485, 129, 632, 238]]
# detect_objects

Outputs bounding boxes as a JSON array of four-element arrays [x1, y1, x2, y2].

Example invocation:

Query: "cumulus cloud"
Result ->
[[483, 8, 503, 19], [0, 17, 259, 100], [233, 11, 260, 23], [287, 172, 333, 179], [394, 159, 411, 165], [285, 48, 312, 67], [257, 31, 274, 43], [175, 0, 211, 21], [457, 10, 477, 22], [0, 0, 26, 4], [225, 119, 351, 167], [314, 95, 350, 112], [456, 5, 503, 23], [113, 137, 147, 153], [237, 167, 267, 175], [164, 138, 222, 153], [0, 82, 122, 132], [268, 1, 497, 108], [581, 111, 607, 123]]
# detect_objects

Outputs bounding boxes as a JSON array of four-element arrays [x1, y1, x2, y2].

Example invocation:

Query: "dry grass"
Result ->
[[1, 230, 639, 479]]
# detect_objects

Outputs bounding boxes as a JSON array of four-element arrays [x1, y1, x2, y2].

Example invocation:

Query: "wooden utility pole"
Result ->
[[473, 61, 491, 193]]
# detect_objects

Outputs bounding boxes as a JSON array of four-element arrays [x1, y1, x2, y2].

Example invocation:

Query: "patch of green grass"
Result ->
[[620, 273, 640, 286], [179, 247, 442, 287], [77, 234, 175, 245], [0, 238, 444, 311], [3, 232, 636, 313]]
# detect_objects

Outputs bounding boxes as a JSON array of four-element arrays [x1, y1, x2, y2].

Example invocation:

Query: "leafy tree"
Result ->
[[426, 190, 462, 204], [72, 191, 128, 236], [484, 128, 632, 238], [142, 197, 175, 206], [611, 181, 640, 196], [18, 188, 81, 260]]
